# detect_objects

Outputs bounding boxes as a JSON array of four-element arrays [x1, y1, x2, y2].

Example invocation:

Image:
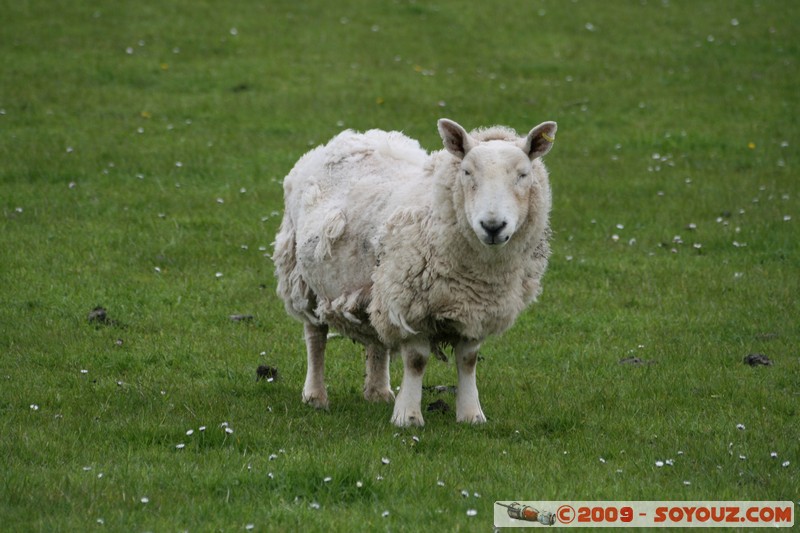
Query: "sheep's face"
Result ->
[[438, 119, 557, 248], [459, 144, 533, 246]]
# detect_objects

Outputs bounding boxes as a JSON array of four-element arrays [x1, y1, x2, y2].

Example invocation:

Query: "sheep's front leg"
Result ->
[[455, 339, 486, 424], [391, 338, 430, 427], [302, 322, 329, 409], [364, 344, 394, 403]]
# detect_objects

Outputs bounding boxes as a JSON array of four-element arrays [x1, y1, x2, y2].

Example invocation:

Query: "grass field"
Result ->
[[2, 0, 798, 530]]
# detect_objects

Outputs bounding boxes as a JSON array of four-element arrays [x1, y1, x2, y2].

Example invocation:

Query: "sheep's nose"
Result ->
[[480, 219, 507, 240]]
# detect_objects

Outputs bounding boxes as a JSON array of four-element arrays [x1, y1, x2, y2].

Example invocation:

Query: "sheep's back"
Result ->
[[281, 129, 431, 322]]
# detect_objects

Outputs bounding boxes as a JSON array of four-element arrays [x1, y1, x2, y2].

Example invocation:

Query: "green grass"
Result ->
[[2, 0, 798, 530]]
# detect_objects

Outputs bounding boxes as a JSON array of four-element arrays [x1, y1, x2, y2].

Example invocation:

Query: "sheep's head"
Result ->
[[438, 118, 557, 247]]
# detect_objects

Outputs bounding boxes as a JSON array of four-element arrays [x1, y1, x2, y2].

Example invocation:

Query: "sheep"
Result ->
[[273, 118, 557, 427]]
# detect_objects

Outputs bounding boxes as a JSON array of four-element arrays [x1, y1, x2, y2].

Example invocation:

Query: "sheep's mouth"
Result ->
[[479, 232, 511, 246]]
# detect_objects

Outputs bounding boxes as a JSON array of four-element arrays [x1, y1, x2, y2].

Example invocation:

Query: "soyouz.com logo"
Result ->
[[493, 501, 795, 528]]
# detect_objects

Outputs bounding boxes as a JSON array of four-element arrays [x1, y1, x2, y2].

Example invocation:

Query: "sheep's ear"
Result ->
[[438, 118, 475, 159], [523, 121, 557, 160]]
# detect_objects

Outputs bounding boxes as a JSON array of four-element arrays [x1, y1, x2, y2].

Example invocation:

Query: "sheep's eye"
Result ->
[[517, 172, 529, 181], [463, 169, 472, 177]]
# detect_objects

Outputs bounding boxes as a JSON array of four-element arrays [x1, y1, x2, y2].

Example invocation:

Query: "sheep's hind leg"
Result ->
[[455, 339, 486, 424], [302, 322, 329, 409], [364, 344, 394, 403], [391, 338, 430, 427]]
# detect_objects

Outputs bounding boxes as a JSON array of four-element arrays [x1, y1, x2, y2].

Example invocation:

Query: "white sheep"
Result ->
[[273, 118, 556, 426]]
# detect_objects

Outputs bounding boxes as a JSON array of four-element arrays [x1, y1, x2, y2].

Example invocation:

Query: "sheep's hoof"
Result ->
[[364, 387, 395, 403], [456, 410, 487, 424], [302, 390, 329, 410], [391, 409, 425, 427]]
